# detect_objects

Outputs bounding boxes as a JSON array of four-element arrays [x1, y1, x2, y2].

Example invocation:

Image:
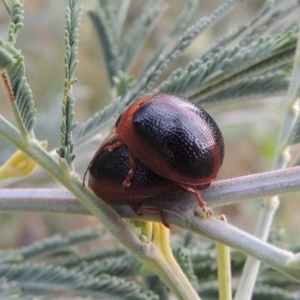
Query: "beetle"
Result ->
[[85, 134, 182, 228], [85, 93, 224, 221]]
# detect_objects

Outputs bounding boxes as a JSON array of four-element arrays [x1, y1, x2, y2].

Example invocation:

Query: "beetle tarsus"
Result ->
[[180, 184, 213, 218], [123, 150, 137, 187], [160, 209, 171, 228], [194, 191, 213, 218]]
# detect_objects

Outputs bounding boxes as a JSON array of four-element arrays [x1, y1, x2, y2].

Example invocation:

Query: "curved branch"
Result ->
[[1, 165, 300, 215], [2, 169, 300, 282], [187, 217, 300, 283]]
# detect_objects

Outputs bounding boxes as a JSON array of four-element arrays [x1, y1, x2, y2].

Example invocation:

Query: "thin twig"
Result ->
[[1, 165, 300, 215]]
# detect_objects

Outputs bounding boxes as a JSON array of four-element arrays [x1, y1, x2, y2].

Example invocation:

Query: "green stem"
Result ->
[[140, 223, 201, 300], [189, 217, 300, 283], [1, 0, 11, 14], [217, 242, 232, 300], [234, 197, 279, 300], [2, 166, 300, 214]]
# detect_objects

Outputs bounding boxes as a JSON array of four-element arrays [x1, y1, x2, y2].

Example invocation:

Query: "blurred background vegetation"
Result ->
[[0, 0, 293, 255]]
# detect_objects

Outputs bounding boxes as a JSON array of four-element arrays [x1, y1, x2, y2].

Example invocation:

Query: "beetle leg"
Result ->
[[179, 184, 213, 218], [123, 150, 137, 187], [106, 140, 124, 151], [127, 200, 171, 228], [135, 208, 170, 229], [160, 210, 171, 229]]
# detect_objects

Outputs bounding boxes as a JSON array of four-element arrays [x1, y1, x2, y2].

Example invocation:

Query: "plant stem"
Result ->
[[189, 217, 300, 283], [2, 165, 300, 213], [233, 197, 279, 300], [2, 188, 300, 282], [140, 223, 201, 300], [1, 0, 11, 14], [217, 242, 232, 300]]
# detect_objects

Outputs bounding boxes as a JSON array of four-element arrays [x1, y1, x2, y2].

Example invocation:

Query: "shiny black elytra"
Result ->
[[85, 93, 225, 226], [87, 135, 181, 228]]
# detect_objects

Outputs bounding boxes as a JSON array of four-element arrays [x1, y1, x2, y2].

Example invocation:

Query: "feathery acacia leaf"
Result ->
[[0, 278, 32, 300], [0, 40, 35, 134], [119, 0, 167, 72], [7, 0, 24, 44], [145, 274, 169, 300], [57, 0, 82, 165], [0, 263, 159, 299], [285, 117, 300, 146], [76, 255, 142, 278], [154, 28, 297, 103], [202, 0, 288, 61], [114, 0, 131, 39], [89, 3, 119, 85], [197, 282, 300, 300], [199, 70, 290, 106], [130, 0, 241, 103], [113, 70, 136, 97], [173, 247, 197, 285], [0, 228, 101, 264], [73, 96, 126, 145], [239, 1, 300, 48], [138, 0, 199, 90], [0, 43, 16, 70], [56, 247, 126, 268], [251, 284, 300, 300], [0, 2, 36, 139], [169, 0, 198, 37]]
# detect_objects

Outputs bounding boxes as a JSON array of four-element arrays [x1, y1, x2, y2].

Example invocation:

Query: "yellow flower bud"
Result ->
[[0, 150, 37, 180]]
